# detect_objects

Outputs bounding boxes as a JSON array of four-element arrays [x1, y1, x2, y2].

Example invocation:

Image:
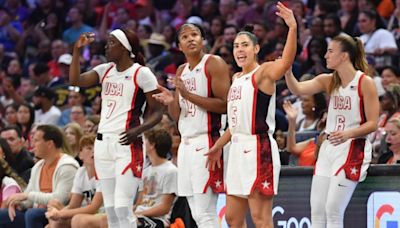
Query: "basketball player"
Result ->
[[69, 29, 163, 228], [206, 2, 297, 227], [284, 35, 379, 228], [153, 23, 231, 227]]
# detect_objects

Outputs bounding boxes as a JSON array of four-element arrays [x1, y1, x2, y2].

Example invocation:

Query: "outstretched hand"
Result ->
[[75, 32, 95, 49], [282, 100, 298, 121], [205, 145, 223, 171], [152, 85, 175, 106], [276, 2, 297, 29]]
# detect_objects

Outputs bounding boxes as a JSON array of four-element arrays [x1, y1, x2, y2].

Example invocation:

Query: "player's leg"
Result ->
[[225, 195, 248, 228]]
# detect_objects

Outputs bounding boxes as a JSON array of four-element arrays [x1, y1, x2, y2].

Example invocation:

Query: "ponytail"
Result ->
[[134, 52, 146, 66], [329, 35, 369, 95], [353, 37, 369, 75]]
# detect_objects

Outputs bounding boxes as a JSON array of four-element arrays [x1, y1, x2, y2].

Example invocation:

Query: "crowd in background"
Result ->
[[0, 0, 400, 227]]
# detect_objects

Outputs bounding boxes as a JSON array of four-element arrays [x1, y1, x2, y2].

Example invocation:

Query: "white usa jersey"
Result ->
[[178, 54, 221, 138], [326, 71, 366, 134], [93, 62, 158, 134], [227, 66, 276, 135]]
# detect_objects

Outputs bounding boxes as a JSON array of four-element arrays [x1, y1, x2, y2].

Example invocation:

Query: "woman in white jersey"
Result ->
[[153, 23, 231, 227], [284, 35, 379, 228], [69, 29, 163, 228], [206, 2, 297, 227]]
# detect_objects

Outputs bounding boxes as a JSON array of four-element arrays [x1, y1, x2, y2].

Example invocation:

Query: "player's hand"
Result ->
[[328, 130, 350, 146], [152, 85, 175, 105], [170, 75, 189, 98], [75, 32, 95, 49], [282, 100, 297, 121], [276, 2, 297, 29], [205, 145, 223, 171], [119, 128, 140, 145]]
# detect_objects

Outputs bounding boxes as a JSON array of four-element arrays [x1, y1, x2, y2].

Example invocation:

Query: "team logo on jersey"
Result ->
[[350, 85, 357, 90], [125, 75, 132, 80], [196, 68, 202, 73]]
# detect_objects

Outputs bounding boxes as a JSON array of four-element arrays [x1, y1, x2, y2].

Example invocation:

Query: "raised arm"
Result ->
[[259, 2, 297, 82], [177, 55, 231, 114], [69, 33, 100, 87], [282, 101, 311, 155], [284, 70, 331, 96]]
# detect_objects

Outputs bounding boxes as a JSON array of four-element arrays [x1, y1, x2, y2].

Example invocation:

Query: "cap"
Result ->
[[148, 33, 170, 49], [34, 86, 56, 99], [186, 16, 203, 26], [58, 53, 72, 65]]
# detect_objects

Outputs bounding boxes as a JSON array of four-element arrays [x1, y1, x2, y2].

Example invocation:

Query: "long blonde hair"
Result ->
[[328, 35, 369, 95]]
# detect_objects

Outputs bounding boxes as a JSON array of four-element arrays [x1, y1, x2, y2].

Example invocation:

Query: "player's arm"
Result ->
[[284, 70, 331, 95], [180, 55, 231, 114], [258, 2, 297, 82], [168, 65, 185, 121], [70, 33, 100, 87]]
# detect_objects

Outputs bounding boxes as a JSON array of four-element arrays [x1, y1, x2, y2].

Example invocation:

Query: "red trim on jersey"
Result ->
[[100, 64, 115, 84], [335, 138, 365, 181], [357, 74, 366, 124], [251, 73, 258, 134], [122, 66, 144, 178], [250, 135, 274, 196], [202, 55, 224, 193]]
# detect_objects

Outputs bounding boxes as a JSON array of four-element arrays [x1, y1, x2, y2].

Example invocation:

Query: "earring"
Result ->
[[312, 107, 316, 111]]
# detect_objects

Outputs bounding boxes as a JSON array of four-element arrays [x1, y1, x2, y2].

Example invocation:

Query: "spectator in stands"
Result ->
[[46, 134, 100, 228], [0, 138, 26, 209], [274, 129, 290, 166], [0, 7, 22, 52], [4, 103, 18, 126], [32, 62, 64, 88], [296, 92, 327, 132], [62, 7, 94, 45], [380, 66, 400, 91], [58, 88, 90, 127], [16, 103, 35, 148], [370, 83, 400, 160], [219, 0, 236, 25], [323, 13, 346, 42], [358, 9, 398, 68], [83, 115, 100, 135], [0, 125, 34, 182], [338, 0, 360, 36], [63, 123, 83, 160], [0, 124, 79, 228], [300, 37, 329, 76], [69, 105, 86, 127], [147, 33, 172, 73], [32, 86, 62, 125], [18, 78, 36, 102], [284, 101, 328, 167], [162, 25, 177, 48], [378, 115, 400, 164], [48, 40, 68, 78]]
